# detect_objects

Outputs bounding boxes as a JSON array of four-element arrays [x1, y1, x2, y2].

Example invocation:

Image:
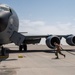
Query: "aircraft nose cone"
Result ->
[[0, 11, 11, 32]]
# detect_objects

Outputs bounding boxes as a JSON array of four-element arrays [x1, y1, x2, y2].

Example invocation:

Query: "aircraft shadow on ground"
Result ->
[[6, 49, 55, 53], [0, 48, 75, 62], [65, 49, 75, 56], [5, 48, 75, 56]]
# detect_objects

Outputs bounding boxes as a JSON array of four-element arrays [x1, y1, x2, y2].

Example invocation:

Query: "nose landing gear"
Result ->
[[0, 46, 9, 61], [0, 46, 6, 56]]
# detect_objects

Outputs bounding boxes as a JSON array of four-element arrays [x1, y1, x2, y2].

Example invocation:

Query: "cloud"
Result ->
[[19, 19, 75, 44], [19, 19, 75, 34], [19, 20, 45, 34]]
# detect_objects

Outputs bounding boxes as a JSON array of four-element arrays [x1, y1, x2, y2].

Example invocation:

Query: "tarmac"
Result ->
[[0, 44, 75, 75]]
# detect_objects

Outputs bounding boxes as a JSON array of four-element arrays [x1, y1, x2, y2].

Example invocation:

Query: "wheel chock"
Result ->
[[18, 55, 24, 58]]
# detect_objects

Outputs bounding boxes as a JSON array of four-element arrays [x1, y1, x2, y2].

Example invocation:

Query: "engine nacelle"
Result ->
[[66, 35, 75, 46], [46, 36, 60, 49]]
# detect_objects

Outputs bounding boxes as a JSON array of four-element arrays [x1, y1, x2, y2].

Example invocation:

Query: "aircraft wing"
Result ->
[[24, 34, 73, 39], [10, 31, 75, 49], [19, 32, 28, 34]]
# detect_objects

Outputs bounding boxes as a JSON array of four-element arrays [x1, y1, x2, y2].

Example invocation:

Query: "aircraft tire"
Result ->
[[19, 45, 23, 51], [23, 44, 27, 51]]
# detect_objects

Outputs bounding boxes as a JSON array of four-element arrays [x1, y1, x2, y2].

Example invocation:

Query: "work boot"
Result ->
[[55, 57, 59, 59], [64, 55, 66, 58]]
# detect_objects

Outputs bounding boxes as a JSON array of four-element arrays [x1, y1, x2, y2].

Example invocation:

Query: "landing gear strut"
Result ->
[[0, 46, 6, 56], [19, 44, 27, 52]]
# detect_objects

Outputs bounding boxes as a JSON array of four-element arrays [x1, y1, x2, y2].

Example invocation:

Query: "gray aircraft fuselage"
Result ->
[[0, 4, 19, 45]]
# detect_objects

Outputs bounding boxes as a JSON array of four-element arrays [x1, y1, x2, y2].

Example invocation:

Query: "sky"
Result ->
[[0, 0, 75, 44]]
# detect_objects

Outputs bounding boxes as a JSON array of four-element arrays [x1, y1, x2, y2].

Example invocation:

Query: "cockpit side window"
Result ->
[[0, 7, 10, 12]]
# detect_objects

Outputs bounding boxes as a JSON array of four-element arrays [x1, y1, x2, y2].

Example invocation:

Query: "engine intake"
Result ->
[[66, 35, 75, 46], [46, 36, 60, 49]]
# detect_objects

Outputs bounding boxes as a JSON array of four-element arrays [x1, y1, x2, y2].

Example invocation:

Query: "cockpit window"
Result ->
[[0, 7, 9, 11]]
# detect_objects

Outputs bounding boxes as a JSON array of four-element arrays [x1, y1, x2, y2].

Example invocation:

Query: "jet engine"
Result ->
[[46, 36, 60, 48], [66, 35, 75, 46]]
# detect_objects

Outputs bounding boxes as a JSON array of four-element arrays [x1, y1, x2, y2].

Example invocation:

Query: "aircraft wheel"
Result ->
[[19, 45, 23, 51], [23, 44, 27, 51]]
